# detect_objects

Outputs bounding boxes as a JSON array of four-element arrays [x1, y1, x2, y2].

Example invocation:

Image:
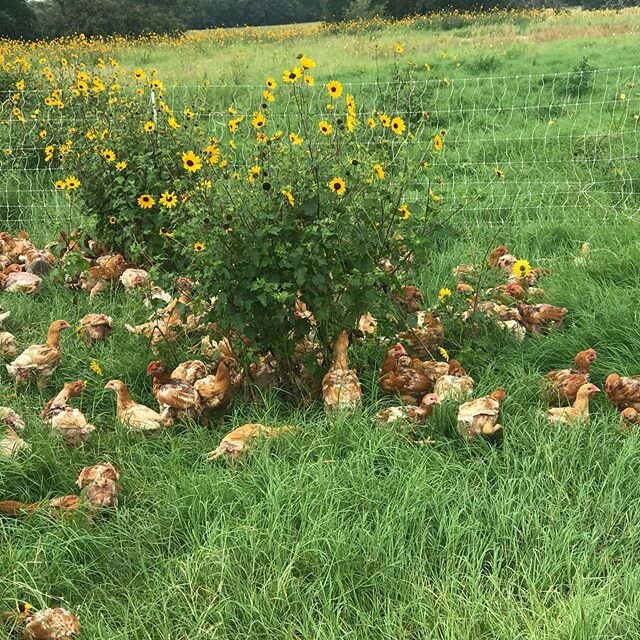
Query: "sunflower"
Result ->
[[167, 116, 180, 130], [438, 288, 452, 303], [252, 111, 266, 129], [299, 56, 316, 69], [143, 121, 155, 133], [394, 43, 405, 54], [379, 114, 391, 127], [39, 130, 47, 139], [115, 161, 127, 171], [398, 204, 411, 220], [263, 90, 275, 103], [159, 227, 174, 238], [183, 107, 195, 119], [256, 132, 268, 144], [137, 194, 155, 209], [65, 176, 80, 190], [248, 165, 261, 183], [391, 117, 406, 135], [346, 94, 356, 114], [289, 132, 304, 145], [54, 180, 66, 190], [328, 177, 346, 196], [109, 216, 117, 224], [89, 360, 103, 376], [346, 116, 357, 133], [205, 144, 221, 164], [304, 76, 314, 87], [193, 242, 205, 252], [512, 259, 532, 279], [495, 168, 504, 178], [133, 68, 145, 80], [438, 347, 449, 362], [433, 134, 444, 152], [367, 117, 376, 129], [326, 80, 343, 99], [227, 117, 243, 133], [182, 150, 202, 173], [281, 189, 295, 207], [15, 80, 25, 91], [102, 149, 116, 162], [160, 191, 178, 208], [319, 120, 333, 135], [373, 164, 385, 180], [266, 77, 277, 89], [283, 68, 302, 83]]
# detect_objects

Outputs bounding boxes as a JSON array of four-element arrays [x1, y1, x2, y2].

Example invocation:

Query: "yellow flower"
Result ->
[[391, 117, 406, 135], [394, 43, 405, 54], [108, 216, 117, 224], [39, 130, 47, 139], [398, 204, 411, 220], [15, 80, 25, 91], [289, 132, 304, 145], [137, 194, 155, 209], [263, 90, 275, 103], [299, 56, 316, 69], [379, 114, 391, 127], [513, 260, 532, 279], [89, 360, 103, 376], [102, 149, 116, 162], [373, 164, 385, 180], [143, 121, 155, 133], [183, 107, 195, 119], [65, 176, 80, 190], [167, 117, 180, 130], [256, 132, 268, 144], [159, 227, 174, 238], [252, 111, 266, 129], [228, 106, 237, 115], [319, 120, 333, 135], [160, 191, 178, 208], [619, 93, 626, 101], [133, 68, 145, 80], [438, 347, 449, 362], [248, 165, 261, 183], [150, 79, 165, 92], [193, 242, 205, 252], [367, 117, 376, 129], [265, 77, 277, 89], [328, 177, 346, 196], [438, 288, 452, 303], [283, 68, 302, 83], [54, 180, 66, 190], [495, 168, 504, 178], [227, 117, 243, 133], [304, 75, 314, 87], [115, 161, 127, 171], [346, 115, 357, 133], [205, 144, 221, 164], [182, 150, 202, 173], [326, 80, 343, 99], [281, 190, 295, 207], [433, 134, 444, 152]]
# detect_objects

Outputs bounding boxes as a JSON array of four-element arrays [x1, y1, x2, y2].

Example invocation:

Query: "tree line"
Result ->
[[2, 0, 639, 40]]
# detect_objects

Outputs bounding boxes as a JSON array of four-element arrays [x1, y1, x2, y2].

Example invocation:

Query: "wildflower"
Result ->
[[438, 347, 449, 361], [65, 176, 80, 190], [438, 288, 452, 303], [495, 168, 504, 178], [183, 107, 195, 119], [289, 132, 304, 145], [429, 189, 441, 203], [513, 259, 532, 279], [346, 94, 356, 114], [256, 132, 268, 144], [227, 117, 243, 133], [54, 180, 66, 190], [281, 189, 295, 207], [228, 106, 237, 115], [283, 68, 302, 83], [327, 80, 343, 99], [433, 134, 444, 152], [248, 165, 261, 183], [391, 117, 406, 135], [263, 90, 275, 103], [167, 117, 180, 130], [39, 130, 47, 140], [300, 56, 316, 69], [328, 177, 346, 196], [115, 161, 127, 171], [143, 121, 155, 133], [367, 117, 376, 129], [193, 242, 205, 252], [394, 43, 405, 54], [252, 111, 266, 129], [182, 150, 202, 173], [379, 114, 391, 127], [346, 116, 357, 132], [109, 216, 117, 224], [319, 120, 333, 135], [102, 149, 116, 162], [160, 191, 178, 208], [229, 140, 237, 150], [265, 77, 277, 89], [150, 79, 165, 92], [398, 204, 411, 220], [205, 144, 221, 164], [304, 76, 314, 87], [137, 194, 155, 209], [89, 360, 103, 376], [133, 68, 145, 79], [15, 80, 25, 91], [373, 164, 385, 180], [159, 227, 174, 238], [619, 93, 626, 101]]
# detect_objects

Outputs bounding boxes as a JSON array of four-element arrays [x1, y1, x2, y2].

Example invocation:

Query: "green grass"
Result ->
[[3, 9, 640, 639]]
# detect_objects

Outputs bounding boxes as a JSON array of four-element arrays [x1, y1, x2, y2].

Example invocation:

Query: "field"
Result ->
[[2, 9, 640, 639]]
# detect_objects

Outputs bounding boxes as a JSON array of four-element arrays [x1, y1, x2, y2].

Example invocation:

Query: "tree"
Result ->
[[0, 0, 36, 39]]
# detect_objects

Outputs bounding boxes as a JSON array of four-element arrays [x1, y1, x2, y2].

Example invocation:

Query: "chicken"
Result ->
[[79, 313, 113, 344], [397, 311, 445, 357], [146, 361, 202, 424], [41, 380, 95, 446], [120, 267, 149, 289], [193, 359, 234, 414], [422, 359, 450, 381], [171, 359, 207, 385], [0, 426, 29, 458], [205, 423, 293, 460], [393, 285, 423, 313], [104, 379, 167, 433], [0, 331, 17, 357], [517, 303, 567, 334], [0, 231, 35, 262], [356, 312, 378, 337], [619, 407, 640, 432], [1, 604, 80, 640], [376, 393, 440, 426], [23, 248, 56, 275], [433, 359, 474, 401], [1, 406, 25, 431], [81, 253, 127, 297], [605, 373, 640, 413], [487, 244, 509, 269], [547, 383, 599, 424], [379, 343, 433, 403], [2, 270, 42, 294], [7, 319, 71, 385], [543, 348, 597, 405], [457, 388, 506, 439], [322, 330, 362, 413]]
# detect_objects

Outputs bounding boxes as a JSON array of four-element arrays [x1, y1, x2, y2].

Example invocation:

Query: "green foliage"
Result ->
[[0, 0, 35, 40]]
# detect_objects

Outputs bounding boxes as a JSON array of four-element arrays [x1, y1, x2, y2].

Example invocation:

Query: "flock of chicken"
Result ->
[[1, 233, 640, 638]]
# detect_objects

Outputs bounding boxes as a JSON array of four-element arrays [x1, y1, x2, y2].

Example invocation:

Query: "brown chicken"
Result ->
[[433, 359, 474, 401], [1, 426, 29, 458], [0, 330, 17, 357], [376, 393, 440, 427], [2, 604, 80, 640], [81, 253, 128, 297], [120, 267, 149, 289], [146, 361, 202, 425], [205, 423, 293, 460], [393, 285, 424, 313], [356, 312, 378, 337], [105, 379, 167, 433], [517, 303, 567, 334], [457, 388, 506, 439], [0, 231, 35, 262], [79, 313, 113, 344], [23, 248, 56, 275], [487, 244, 510, 268], [170, 360, 207, 385], [605, 373, 640, 413], [194, 359, 234, 414], [379, 343, 433, 404], [41, 381, 95, 446], [619, 407, 640, 432], [1, 268, 42, 294], [547, 383, 599, 424], [322, 330, 362, 413], [397, 311, 445, 357], [543, 348, 597, 405], [6, 319, 71, 385]]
